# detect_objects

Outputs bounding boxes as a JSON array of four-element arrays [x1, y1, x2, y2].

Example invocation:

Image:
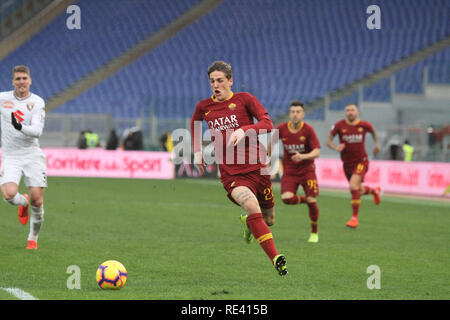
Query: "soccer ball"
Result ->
[[96, 260, 127, 290]]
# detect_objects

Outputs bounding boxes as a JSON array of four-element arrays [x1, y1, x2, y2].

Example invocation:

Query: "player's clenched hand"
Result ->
[[373, 144, 380, 155], [228, 128, 245, 147], [193, 151, 205, 175], [335, 143, 345, 152], [11, 112, 22, 131], [291, 151, 304, 162]]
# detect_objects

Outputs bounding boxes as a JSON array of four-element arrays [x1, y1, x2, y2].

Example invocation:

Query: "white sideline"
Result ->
[[1, 287, 39, 300]]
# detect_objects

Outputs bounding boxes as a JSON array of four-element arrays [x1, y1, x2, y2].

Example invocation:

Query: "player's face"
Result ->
[[289, 106, 304, 124], [209, 71, 233, 102], [12, 72, 32, 97], [345, 104, 359, 122]]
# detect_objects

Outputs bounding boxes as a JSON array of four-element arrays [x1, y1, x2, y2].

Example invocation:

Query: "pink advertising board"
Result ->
[[315, 158, 450, 197], [0, 148, 174, 179]]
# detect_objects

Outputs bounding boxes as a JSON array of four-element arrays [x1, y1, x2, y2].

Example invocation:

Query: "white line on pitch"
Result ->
[[1, 287, 39, 300]]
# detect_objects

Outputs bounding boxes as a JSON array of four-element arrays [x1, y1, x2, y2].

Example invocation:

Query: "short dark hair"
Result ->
[[289, 100, 304, 109], [207, 61, 233, 79], [345, 103, 358, 109]]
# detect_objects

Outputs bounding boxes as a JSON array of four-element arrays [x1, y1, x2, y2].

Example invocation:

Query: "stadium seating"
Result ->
[[0, 0, 202, 99], [0, 0, 26, 22], [1, 0, 448, 120]]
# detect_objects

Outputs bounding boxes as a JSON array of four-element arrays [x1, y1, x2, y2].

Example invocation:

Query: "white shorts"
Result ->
[[0, 151, 47, 188]]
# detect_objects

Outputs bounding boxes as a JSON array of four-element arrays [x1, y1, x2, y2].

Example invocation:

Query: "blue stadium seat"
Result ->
[[1, 0, 448, 120]]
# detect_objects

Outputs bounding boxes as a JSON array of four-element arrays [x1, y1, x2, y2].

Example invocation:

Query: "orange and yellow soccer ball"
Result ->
[[96, 260, 127, 290]]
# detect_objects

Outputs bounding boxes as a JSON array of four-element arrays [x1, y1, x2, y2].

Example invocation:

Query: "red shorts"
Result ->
[[343, 160, 369, 181], [281, 170, 319, 198], [220, 169, 275, 209]]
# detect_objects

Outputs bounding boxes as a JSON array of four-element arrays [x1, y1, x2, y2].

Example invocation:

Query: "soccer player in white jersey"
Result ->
[[0, 65, 47, 250]]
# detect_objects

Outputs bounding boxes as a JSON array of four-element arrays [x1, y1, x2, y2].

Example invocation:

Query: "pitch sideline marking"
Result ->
[[0, 287, 39, 300]]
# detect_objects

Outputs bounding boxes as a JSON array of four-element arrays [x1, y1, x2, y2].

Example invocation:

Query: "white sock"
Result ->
[[5, 193, 28, 206], [28, 206, 44, 242]]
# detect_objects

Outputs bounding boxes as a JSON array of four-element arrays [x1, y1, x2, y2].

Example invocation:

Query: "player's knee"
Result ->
[[281, 192, 295, 205], [265, 216, 275, 227], [2, 194, 12, 202], [282, 196, 299, 205], [306, 197, 316, 204], [243, 201, 260, 215], [30, 198, 43, 208], [1, 190, 16, 202]]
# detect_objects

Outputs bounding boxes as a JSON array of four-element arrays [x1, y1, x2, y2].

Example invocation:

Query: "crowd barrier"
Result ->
[[315, 158, 449, 197], [174, 157, 450, 198], [1, 148, 448, 196], [1, 148, 175, 180]]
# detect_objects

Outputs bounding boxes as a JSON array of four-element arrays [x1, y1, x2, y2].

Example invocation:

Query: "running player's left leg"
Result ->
[[258, 178, 287, 276], [303, 174, 319, 242], [280, 175, 305, 205], [1, 182, 28, 209], [358, 161, 381, 205], [361, 184, 381, 205], [306, 197, 319, 243], [23, 153, 47, 250], [232, 185, 287, 276], [26, 187, 45, 250], [347, 173, 362, 228]]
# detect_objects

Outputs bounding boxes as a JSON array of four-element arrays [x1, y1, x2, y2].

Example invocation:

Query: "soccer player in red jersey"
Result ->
[[268, 100, 320, 243], [191, 61, 287, 276], [325, 104, 381, 228]]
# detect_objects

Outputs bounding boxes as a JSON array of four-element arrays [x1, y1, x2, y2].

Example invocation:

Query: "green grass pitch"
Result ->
[[0, 177, 449, 300]]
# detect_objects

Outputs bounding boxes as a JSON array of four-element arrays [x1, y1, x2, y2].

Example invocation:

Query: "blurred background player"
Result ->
[[268, 100, 320, 243], [325, 103, 381, 228], [402, 139, 415, 162], [191, 61, 287, 276], [0, 65, 47, 250]]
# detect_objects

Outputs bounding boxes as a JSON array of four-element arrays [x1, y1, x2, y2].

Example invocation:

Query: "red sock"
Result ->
[[246, 213, 279, 262], [307, 202, 319, 233], [350, 190, 361, 218], [362, 185, 374, 195], [282, 195, 306, 205]]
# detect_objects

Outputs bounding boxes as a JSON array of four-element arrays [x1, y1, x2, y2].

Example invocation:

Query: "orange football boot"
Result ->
[[18, 194, 29, 225], [346, 217, 359, 228], [373, 186, 381, 205], [26, 240, 38, 250]]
